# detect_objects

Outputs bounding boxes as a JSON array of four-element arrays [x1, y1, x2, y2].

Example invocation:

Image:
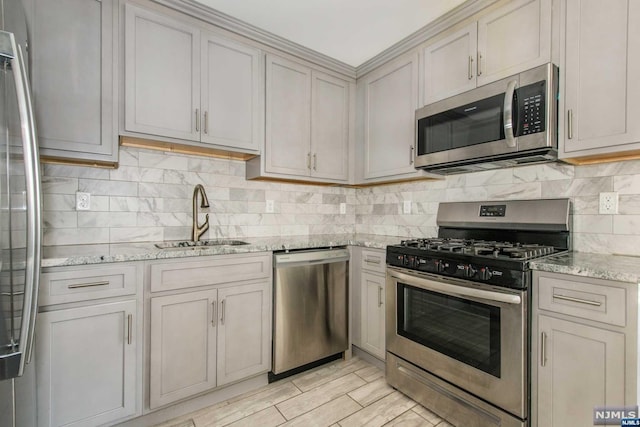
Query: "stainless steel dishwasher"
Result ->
[[272, 248, 349, 377]]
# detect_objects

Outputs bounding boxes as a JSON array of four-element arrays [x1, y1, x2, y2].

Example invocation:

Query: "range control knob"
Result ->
[[464, 265, 477, 278], [436, 260, 447, 273], [479, 267, 493, 281]]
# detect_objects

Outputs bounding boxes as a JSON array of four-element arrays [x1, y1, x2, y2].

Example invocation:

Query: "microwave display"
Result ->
[[417, 81, 547, 156]]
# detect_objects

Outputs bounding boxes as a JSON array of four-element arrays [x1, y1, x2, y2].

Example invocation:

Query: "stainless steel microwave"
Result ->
[[414, 63, 558, 174]]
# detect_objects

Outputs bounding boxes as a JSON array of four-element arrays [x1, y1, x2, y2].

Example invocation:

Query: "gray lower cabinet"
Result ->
[[531, 271, 638, 427], [352, 247, 386, 360], [147, 253, 272, 409], [36, 301, 138, 427], [36, 263, 142, 427], [26, 0, 118, 164], [123, 2, 262, 154]]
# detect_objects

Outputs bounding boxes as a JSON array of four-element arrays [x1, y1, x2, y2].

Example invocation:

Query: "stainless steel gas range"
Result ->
[[385, 198, 571, 427]]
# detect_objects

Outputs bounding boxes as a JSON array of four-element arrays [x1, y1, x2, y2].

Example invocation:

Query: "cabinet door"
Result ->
[[149, 290, 217, 409], [477, 0, 551, 86], [363, 53, 419, 179], [265, 55, 311, 177], [311, 71, 349, 181], [201, 34, 262, 151], [36, 301, 137, 427], [561, 0, 640, 155], [124, 4, 200, 141], [216, 281, 271, 386], [536, 315, 626, 427], [360, 272, 385, 360], [423, 23, 477, 104], [30, 0, 117, 162]]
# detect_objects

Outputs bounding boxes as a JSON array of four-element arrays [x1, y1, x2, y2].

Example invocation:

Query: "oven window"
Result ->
[[397, 283, 501, 377]]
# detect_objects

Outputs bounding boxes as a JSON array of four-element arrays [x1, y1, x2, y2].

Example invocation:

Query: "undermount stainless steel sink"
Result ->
[[155, 239, 250, 249]]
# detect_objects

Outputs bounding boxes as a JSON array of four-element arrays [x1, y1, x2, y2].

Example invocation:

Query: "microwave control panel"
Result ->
[[516, 81, 546, 136]]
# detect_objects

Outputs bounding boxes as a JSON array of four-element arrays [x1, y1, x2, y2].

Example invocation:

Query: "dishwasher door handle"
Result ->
[[274, 249, 350, 268]]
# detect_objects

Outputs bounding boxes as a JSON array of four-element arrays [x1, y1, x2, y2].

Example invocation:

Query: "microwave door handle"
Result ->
[[503, 79, 518, 148]]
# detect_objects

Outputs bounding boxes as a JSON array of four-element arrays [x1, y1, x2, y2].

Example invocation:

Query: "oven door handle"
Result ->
[[389, 270, 522, 305]]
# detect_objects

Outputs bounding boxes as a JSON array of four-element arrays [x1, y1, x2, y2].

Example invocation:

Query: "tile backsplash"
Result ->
[[42, 146, 640, 257]]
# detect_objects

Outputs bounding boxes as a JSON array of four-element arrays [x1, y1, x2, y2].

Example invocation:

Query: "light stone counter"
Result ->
[[41, 234, 404, 268], [529, 252, 640, 284]]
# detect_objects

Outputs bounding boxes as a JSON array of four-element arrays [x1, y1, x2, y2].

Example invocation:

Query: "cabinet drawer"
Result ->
[[538, 275, 626, 327], [150, 252, 272, 292], [40, 263, 139, 306], [361, 249, 386, 274]]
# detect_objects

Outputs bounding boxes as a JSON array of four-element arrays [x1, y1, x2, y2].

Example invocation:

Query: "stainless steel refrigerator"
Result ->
[[0, 0, 42, 426]]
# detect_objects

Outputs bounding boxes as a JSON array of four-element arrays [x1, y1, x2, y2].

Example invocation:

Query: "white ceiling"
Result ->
[[194, 0, 467, 67]]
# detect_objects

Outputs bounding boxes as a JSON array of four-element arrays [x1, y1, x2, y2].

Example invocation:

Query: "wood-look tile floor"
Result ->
[[155, 357, 453, 427]]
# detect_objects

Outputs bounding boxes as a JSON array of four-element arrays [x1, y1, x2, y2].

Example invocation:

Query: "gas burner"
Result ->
[[397, 237, 556, 261]]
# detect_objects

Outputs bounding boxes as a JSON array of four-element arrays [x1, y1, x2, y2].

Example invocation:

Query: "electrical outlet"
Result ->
[[599, 192, 618, 214], [403, 200, 411, 214], [76, 192, 91, 211], [265, 199, 274, 213], [339, 203, 346, 215]]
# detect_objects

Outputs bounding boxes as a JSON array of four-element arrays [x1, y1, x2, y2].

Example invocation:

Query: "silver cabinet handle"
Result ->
[[540, 332, 547, 367], [68, 281, 109, 289], [468, 56, 474, 80], [364, 257, 381, 265], [313, 153, 317, 171], [553, 293, 602, 307], [195, 108, 200, 132], [127, 314, 133, 345], [477, 53, 483, 76], [567, 109, 574, 139], [307, 153, 311, 170], [220, 300, 225, 325], [378, 286, 383, 307], [409, 146, 415, 165], [211, 300, 217, 326], [204, 111, 208, 134], [503, 79, 518, 148]]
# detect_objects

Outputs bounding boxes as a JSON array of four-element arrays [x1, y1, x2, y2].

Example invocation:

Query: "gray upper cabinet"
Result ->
[[559, 0, 640, 161], [124, 3, 262, 153], [247, 54, 350, 183], [422, 0, 552, 105], [28, 0, 118, 164], [359, 52, 421, 181], [124, 4, 199, 142]]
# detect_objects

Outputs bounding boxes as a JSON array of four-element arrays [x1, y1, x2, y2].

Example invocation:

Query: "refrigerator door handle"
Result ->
[[10, 36, 42, 373]]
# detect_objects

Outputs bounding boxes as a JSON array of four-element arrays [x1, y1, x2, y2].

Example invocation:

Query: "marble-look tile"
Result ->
[[138, 183, 190, 199], [541, 177, 612, 197], [43, 164, 110, 180], [613, 215, 640, 235], [338, 391, 416, 427], [463, 169, 513, 187], [276, 373, 366, 420], [572, 214, 613, 234], [280, 395, 362, 427], [229, 188, 266, 202], [619, 195, 640, 214], [78, 212, 137, 228], [614, 174, 640, 194], [79, 178, 138, 197], [109, 227, 163, 243], [43, 194, 75, 211], [484, 182, 542, 200], [138, 151, 189, 170], [43, 211, 77, 229], [41, 176, 78, 194], [574, 160, 640, 178], [513, 162, 574, 182], [347, 378, 394, 407], [43, 227, 110, 246], [223, 406, 285, 427], [192, 382, 301, 426]]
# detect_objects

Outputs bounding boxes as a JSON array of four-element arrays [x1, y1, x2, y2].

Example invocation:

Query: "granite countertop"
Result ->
[[529, 252, 640, 284], [41, 234, 403, 268]]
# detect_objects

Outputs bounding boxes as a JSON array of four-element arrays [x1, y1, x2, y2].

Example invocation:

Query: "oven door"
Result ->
[[386, 267, 527, 419]]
